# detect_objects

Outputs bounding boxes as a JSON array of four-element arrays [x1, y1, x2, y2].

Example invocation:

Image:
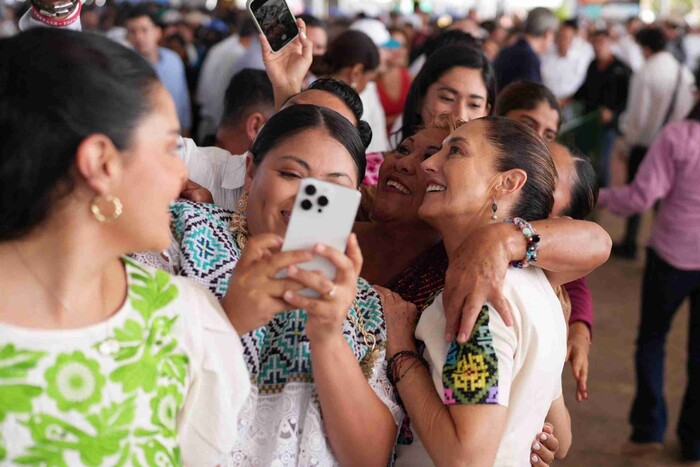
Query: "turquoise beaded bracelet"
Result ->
[[504, 217, 540, 268]]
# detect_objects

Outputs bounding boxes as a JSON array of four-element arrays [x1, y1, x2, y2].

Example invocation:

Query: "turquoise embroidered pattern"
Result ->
[[442, 305, 499, 405]]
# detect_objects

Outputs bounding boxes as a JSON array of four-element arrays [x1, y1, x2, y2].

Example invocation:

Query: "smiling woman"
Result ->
[[398, 44, 496, 143], [154, 104, 401, 466]]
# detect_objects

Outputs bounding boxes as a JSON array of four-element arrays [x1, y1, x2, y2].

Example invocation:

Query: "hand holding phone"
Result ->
[[277, 178, 361, 298], [261, 17, 313, 109], [247, 0, 299, 52]]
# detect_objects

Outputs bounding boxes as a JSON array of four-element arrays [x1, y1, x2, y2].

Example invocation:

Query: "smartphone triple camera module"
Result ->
[[300, 184, 329, 214]]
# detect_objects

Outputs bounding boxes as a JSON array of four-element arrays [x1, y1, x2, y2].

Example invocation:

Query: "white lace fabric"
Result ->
[[229, 350, 402, 467]]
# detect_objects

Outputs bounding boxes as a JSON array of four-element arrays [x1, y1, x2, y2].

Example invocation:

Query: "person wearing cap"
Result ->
[[350, 18, 398, 153]]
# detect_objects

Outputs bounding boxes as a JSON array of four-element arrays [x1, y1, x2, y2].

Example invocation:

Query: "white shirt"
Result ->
[[619, 51, 696, 148], [0, 259, 250, 466], [541, 44, 592, 99], [613, 34, 645, 72], [179, 137, 247, 211], [361, 82, 391, 152], [396, 268, 567, 467], [196, 35, 247, 141]]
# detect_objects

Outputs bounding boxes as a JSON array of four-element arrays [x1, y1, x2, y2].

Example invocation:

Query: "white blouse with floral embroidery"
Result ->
[[0, 259, 250, 466]]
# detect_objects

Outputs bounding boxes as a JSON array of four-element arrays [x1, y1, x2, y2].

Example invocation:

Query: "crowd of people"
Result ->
[[1, 0, 699, 465]]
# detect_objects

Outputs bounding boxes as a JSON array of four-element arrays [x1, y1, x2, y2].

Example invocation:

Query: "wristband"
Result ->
[[504, 217, 540, 268]]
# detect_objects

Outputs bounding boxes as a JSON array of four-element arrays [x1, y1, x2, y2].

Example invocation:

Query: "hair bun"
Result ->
[[357, 120, 373, 150]]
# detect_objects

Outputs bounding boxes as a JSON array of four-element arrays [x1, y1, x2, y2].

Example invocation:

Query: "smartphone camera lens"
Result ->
[[305, 185, 317, 196], [301, 199, 312, 210], [317, 196, 328, 207]]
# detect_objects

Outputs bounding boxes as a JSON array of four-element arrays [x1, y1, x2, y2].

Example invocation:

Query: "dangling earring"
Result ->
[[91, 195, 123, 223], [491, 200, 498, 221], [229, 191, 249, 248]]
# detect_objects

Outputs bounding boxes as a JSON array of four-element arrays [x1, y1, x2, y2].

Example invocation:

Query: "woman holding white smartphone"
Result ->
[[161, 104, 400, 466]]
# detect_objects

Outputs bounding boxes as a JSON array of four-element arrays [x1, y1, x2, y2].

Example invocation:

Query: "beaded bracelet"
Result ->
[[504, 217, 540, 269], [386, 350, 428, 385]]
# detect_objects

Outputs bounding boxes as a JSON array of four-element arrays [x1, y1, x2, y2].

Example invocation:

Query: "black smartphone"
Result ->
[[247, 0, 299, 53]]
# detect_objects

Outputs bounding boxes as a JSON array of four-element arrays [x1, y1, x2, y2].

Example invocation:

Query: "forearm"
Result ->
[[273, 83, 301, 111], [311, 336, 396, 466], [394, 347, 502, 466], [546, 396, 572, 458], [565, 277, 594, 333], [500, 219, 611, 285]]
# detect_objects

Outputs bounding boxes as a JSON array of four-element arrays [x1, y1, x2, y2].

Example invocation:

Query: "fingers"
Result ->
[[237, 234, 284, 267], [574, 355, 589, 401], [259, 33, 273, 60], [286, 265, 334, 297], [489, 293, 514, 327], [531, 430, 558, 465], [296, 18, 313, 60], [373, 285, 392, 303], [443, 291, 465, 343], [283, 289, 325, 313], [264, 249, 315, 274], [313, 243, 355, 284], [455, 294, 486, 343], [345, 234, 364, 276], [265, 277, 306, 297], [540, 429, 559, 453]]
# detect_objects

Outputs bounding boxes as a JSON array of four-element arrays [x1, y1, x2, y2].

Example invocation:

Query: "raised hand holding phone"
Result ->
[[261, 17, 313, 109]]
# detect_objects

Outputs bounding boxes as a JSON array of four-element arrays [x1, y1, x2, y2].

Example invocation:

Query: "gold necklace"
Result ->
[[349, 299, 382, 380]]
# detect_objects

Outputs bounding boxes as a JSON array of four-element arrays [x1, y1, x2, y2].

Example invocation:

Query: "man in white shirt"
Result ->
[[613, 17, 645, 72], [614, 27, 696, 259], [541, 20, 592, 102], [196, 18, 257, 142], [180, 69, 275, 210]]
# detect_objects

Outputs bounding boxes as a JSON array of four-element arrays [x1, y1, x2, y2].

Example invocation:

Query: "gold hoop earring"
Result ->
[[91, 195, 123, 223], [229, 191, 249, 248]]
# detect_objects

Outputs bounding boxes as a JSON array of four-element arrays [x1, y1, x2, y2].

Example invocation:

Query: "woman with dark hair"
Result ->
[[496, 80, 562, 142], [283, 78, 374, 149], [599, 102, 700, 461], [0, 29, 249, 465], [496, 84, 595, 403], [397, 44, 496, 143], [380, 117, 574, 465], [313, 29, 380, 95], [161, 105, 400, 465]]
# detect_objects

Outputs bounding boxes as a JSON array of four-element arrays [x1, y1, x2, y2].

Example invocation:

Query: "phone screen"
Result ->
[[249, 0, 298, 52]]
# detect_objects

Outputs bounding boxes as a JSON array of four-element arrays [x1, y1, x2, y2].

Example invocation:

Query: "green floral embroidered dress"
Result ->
[[0, 259, 250, 466]]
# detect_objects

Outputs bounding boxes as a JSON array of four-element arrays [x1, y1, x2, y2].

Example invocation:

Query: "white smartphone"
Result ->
[[277, 178, 361, 297], [246, 0, 299, 53]]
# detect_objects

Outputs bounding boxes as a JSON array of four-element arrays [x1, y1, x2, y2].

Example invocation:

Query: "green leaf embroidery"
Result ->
[[0, 385, 43, 422], [0, 432, 6, 461], [0, 344, 45, 422], [110, 316, 186, 393], [128, 269, 179, 323], [14, 444, 68, 467], [140, 439, 178, 467], [113, 319, 144, 343]]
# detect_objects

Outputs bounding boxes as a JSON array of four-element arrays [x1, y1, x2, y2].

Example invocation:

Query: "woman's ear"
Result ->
[[492, 169, 527, 199], [75, 134, 123, 197], [244, 153, 256, 191]]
